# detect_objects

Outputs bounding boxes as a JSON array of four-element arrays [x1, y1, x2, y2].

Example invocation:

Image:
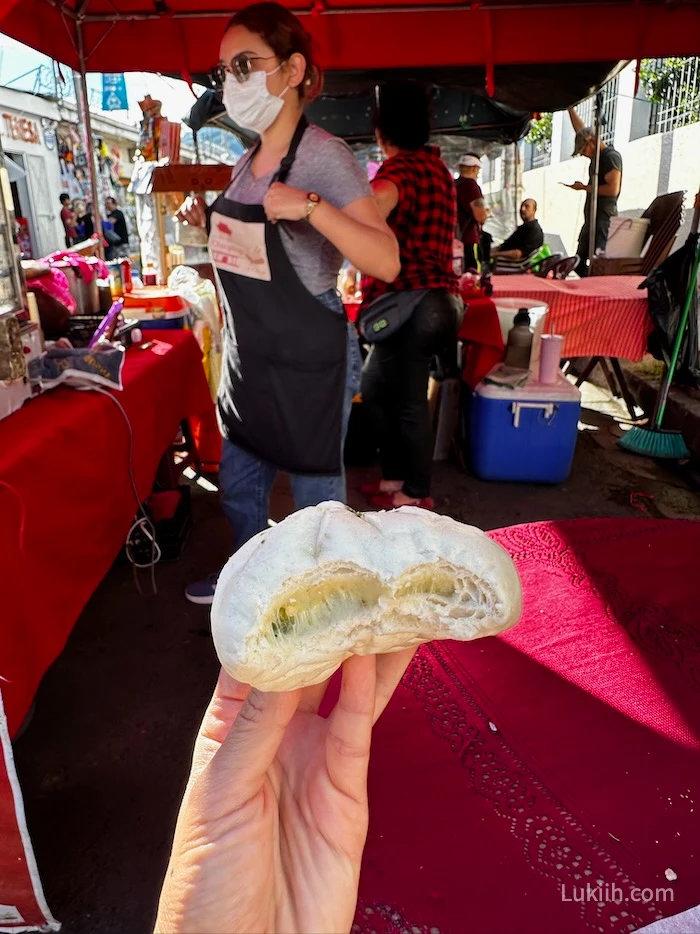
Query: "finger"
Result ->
[[213, 686, 301, 803], [201, 669, 251, 744], [373, 646, 417, 723], [190, 670, 251, 779], [298, 677, 331, 714], [325, 654, 376, 800]]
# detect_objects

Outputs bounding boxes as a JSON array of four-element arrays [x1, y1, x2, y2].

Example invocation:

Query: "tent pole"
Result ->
[[74, 21, 103, 249], [587, 91, 602, 270]]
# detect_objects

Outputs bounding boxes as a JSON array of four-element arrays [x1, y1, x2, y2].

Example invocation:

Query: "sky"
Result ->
[[0, 33, 201, 128]]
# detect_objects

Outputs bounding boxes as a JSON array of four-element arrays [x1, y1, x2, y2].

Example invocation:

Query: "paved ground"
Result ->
[[13, 386, 700, 934]]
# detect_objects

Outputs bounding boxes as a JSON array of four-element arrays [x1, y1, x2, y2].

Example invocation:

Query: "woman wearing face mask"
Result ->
[[180, 2, 399, 605], [359, 82, 462, 511]]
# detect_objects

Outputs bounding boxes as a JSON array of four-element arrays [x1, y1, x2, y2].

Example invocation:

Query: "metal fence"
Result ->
[[578, 75, 619, 146], [647, 57, 700, 134]]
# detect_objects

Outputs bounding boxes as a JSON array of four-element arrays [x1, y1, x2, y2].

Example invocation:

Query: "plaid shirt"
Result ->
[[362, 146, 459, 305]]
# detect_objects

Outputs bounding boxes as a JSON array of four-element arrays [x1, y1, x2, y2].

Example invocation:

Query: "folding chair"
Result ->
[[492, 244, 555, 276], [535, 255, 580, 279], [590, 191, 685, 277]]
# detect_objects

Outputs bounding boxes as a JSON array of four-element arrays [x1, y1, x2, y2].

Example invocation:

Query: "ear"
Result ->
[[286, 52, 306, 90]]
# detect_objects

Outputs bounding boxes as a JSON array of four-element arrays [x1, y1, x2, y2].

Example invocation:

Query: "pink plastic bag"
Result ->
[[45, 250, 109, 284], [29, 268, 76, 314]]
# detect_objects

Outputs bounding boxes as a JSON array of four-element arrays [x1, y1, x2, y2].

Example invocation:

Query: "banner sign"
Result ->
[[102, 74, 128, 111]]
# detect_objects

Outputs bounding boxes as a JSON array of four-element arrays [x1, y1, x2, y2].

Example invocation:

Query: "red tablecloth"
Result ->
[[458, 296, 504, 388], [356, 517, 700, 933], [0, 330, 213, 738], [489, 274, 652, 360]]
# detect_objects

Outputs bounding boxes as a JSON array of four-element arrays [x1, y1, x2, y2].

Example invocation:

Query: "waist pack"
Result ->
[[358, 289, 427, 343]]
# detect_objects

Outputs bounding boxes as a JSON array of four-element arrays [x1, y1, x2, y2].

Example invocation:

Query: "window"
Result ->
[[642, 57, 700, 134]]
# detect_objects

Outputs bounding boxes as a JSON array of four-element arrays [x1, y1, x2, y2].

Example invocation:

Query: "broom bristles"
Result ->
[[618, 426, 690, 459]]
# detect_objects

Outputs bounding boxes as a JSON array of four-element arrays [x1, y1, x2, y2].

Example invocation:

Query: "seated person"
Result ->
[[491, 199, 544, 261]]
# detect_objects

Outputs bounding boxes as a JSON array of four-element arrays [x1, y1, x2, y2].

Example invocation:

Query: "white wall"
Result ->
[[0, 87, 64, 256]]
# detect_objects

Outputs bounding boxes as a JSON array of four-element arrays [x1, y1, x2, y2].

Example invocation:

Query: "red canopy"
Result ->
[[1, 0, 699, 77]]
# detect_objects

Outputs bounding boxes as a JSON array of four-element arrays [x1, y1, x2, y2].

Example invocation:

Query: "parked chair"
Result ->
[[492, 243, 555, 276], [590, 191, 685, 277], [535, 254, 580, 279]]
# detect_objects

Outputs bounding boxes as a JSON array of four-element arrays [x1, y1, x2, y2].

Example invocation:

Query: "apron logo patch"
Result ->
[[209, 212, 272, 281]]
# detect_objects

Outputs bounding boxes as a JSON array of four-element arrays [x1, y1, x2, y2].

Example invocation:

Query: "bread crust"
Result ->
[[211, 503, 522, 691]]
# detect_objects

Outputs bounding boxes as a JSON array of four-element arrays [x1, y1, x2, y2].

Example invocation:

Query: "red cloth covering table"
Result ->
[[0, 330, 213, 740], [355, 517, 700, 934], [488, 274, 652, 361], [458, 296, 504, 389]]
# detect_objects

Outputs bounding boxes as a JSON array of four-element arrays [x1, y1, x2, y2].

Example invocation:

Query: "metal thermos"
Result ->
[[504, 308, 533, 370]]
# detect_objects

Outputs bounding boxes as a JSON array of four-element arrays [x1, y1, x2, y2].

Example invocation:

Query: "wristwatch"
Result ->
[[305, 192, 321, 219]]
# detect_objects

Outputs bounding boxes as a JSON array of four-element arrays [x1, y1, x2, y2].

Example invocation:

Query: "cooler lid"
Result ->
[[475, 371, 582, 402]]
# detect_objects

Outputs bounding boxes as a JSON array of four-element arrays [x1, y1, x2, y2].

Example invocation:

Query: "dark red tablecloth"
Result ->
[[458, 296, 504, 389], [0, 331, 213, 738], [356, 518, 700, 934]]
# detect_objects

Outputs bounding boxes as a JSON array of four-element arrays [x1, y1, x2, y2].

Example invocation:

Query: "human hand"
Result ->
[[154, 649, 416, 934], [263, 182, 309, 223], [570, 181, 587, 192], [175, 195, 206, 228]]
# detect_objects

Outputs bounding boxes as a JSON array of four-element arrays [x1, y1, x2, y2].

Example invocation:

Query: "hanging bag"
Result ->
[[358, 289, 427, 343]]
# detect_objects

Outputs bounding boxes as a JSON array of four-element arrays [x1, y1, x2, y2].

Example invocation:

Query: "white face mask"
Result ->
[[222, 67, 289, 135]]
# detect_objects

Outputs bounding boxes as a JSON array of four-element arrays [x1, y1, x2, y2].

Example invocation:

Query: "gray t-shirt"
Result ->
[[225, 124, 370, 295]]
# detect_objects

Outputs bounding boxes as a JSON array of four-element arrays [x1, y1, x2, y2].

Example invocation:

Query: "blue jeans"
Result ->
[[219, 289, 362, 552]]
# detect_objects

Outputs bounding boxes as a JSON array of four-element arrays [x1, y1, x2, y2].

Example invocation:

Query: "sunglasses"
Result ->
[[209, 53, 280, 87]]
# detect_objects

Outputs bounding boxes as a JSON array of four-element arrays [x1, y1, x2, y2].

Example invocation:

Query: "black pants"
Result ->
[[361, 289, 462, 499], [576, 213, 612, 277]]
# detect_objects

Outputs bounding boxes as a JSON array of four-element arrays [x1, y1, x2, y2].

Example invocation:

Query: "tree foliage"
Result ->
[[526, 112, 552, 152], [639, 58, 700, 125]]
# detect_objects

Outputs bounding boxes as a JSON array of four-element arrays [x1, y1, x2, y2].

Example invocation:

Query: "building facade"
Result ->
[[0, 86, 64, 257]]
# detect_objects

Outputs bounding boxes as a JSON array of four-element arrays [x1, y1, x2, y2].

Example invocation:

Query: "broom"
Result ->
[[619, 201, 700, 459]]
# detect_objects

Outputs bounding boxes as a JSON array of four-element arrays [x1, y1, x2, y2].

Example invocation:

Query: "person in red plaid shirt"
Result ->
[[360, 81, 463, 510]]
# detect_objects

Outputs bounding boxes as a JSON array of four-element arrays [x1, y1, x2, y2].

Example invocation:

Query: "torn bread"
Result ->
[[211, 502, 522, 691]]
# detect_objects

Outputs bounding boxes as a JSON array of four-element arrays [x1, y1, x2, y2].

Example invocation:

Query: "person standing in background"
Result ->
[[59, 193, 77, 248], [177, 1, 399, 606], [104, 196, 129, 259], [455, 153, 488, 271], [74, 200, 94, 240], [565, 106, 623, 276], [360, 81, 462, 511]]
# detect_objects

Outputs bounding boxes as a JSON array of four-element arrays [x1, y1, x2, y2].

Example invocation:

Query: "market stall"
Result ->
[[460, 275, 652, 387], [0, 329, 212, 740], [458, 274, 653, 423], [1, 1, 699, 932]]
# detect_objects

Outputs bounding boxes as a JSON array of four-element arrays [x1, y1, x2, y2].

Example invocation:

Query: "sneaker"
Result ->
[[185, 572, 219, 605]]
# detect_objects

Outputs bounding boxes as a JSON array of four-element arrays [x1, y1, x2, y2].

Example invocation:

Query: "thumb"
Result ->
[[211, 688, 301, 803]]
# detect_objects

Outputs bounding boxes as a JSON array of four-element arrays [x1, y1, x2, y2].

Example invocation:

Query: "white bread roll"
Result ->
[[211, 502, 521, 691]]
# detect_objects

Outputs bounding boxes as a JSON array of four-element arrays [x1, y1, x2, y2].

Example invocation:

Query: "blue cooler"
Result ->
[[470, 371, 581, 483]]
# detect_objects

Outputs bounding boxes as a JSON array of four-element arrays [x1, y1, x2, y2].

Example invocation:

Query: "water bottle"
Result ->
[[504, 308, 533, 370]]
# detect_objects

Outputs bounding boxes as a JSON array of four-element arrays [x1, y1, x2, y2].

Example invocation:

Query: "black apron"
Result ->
[[208, 117, 347, 476]]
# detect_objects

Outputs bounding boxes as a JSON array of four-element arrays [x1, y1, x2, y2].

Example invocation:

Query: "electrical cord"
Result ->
[[72, 381, 160, 595]]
